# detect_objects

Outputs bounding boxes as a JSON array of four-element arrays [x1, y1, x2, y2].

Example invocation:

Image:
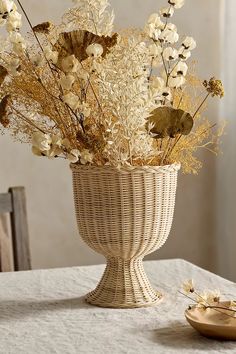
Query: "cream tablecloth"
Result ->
[[0, 259, 236, 354]]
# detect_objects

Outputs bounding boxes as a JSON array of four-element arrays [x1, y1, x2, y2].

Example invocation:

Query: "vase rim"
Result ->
[[70, 163, 181, 174]]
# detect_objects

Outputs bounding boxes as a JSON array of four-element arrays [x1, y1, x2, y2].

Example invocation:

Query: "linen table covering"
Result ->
[[0, 259, 236, 354]]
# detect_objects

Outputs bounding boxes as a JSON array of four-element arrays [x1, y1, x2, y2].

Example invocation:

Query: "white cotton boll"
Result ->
[[0, 0, 15, 19], [154, 87, 173, 104], [161, 87, 172, 101], [86, 43, 104, 58], [178, 48, 191, 61], [8, 57, 20, 74], [77, 68, 89, 81], [154, 86, 172, 103], [32, 132, 52, 152], [8, 31, 24, 44], [163, 47, 178, 61], [168, 0, 185, 9], [50, 51, 58, 64], [168, 75, 186, 88], [67, 149, 81, 163], [182, 36, 197, 50], [44, 46, 59, 65], [59, 74, 75, 91], [160, 6, 174, 18], [51, 134, 62, 147], [80, 149, 94, 164], [9, 57, 20, 69], [147, 13, 164, 28], [62, 138, 71, 150], [145, 23, 161, 41], [45, 146, 63, 159], [148, 43, 162, 57], [159, 28, 179, 44], [6, 10, 21, 31], [32, 146, 43, 157], [12, 42, 26, 54], [62, 92, 80, 111], [61, 54, 81, 73], [165, 23, 177, 32], [172, 61, 188, 76], [91, 60, 102, 74], [30, 54, 44, 67], [9, 32, 26, 53]]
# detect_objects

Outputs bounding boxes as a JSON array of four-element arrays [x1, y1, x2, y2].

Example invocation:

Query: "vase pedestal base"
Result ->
[[85, 257, 163, 308]]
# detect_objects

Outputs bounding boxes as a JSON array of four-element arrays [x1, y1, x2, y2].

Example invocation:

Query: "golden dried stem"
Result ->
[[12, 107, 46, 134], [193, 92, 210, 119]]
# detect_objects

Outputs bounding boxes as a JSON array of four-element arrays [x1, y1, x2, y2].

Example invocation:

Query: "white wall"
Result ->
[[0, 0, 223, 271], [215, 0, 236, 281]]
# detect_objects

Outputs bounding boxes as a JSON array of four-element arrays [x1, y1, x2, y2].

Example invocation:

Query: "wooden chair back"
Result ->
[[0, 187, 31, 272]]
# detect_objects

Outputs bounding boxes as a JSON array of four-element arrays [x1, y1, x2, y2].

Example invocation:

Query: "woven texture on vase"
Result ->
[[71, 164, 180, 308]]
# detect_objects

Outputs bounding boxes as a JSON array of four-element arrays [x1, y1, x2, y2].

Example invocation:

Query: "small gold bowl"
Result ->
[[185, 301, 236, 340]]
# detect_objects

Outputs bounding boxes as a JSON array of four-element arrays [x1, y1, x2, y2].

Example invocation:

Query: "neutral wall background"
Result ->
[[215, 0, 236, 282], [0, 1, 224, 274]]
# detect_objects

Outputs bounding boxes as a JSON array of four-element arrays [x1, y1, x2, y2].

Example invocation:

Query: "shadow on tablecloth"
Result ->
[[134, 321, 236, 351], [0, 295, 91, 321]]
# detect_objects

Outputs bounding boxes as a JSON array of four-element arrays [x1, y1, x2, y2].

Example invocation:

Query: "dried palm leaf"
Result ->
[[54, 30, 118, 63], [148, 107, 193, 138]]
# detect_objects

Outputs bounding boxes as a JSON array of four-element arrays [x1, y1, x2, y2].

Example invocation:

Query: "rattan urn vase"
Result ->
[[71, 163, 180, 308]]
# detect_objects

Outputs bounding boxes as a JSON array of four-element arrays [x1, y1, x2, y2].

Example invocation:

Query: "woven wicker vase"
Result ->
[[71, 163, 180, 308]]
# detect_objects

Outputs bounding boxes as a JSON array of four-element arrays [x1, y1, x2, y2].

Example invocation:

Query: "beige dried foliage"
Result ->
[[3, 50, 111, 163], [164, 72, 225, 174], [0, 1, 225, 171]]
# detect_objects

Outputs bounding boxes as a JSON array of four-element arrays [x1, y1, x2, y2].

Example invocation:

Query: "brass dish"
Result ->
[[185, 301, 236, 340]]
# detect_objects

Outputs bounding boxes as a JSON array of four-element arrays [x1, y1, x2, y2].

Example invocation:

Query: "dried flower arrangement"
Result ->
[[0, 0, 225, 173], [181, 280, 236, 319]]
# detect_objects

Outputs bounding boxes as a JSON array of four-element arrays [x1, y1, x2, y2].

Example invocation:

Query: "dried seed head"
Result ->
[[33, 21, 53, 34], [203, 77, 224, 98]]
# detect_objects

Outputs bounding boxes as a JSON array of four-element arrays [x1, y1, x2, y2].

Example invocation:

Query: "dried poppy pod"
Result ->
[[148, 106, 194, 138]]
